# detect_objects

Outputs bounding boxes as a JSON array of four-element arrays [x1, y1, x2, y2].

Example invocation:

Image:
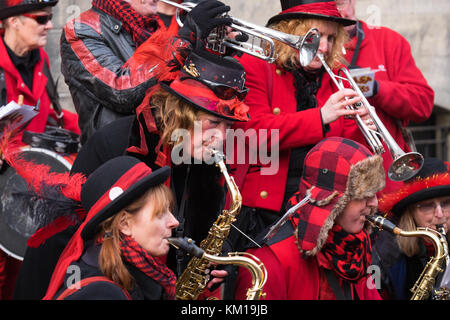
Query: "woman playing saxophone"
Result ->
[[371, 158, 450, 299]]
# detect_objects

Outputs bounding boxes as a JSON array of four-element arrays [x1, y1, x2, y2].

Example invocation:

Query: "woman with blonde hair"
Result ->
[[372, 158, 450, 299]]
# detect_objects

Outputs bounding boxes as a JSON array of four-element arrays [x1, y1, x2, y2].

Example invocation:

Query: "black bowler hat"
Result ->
[[80, 156, 171, 240], [267, 0, 355, 27], [161, 48, 250, 122], [379, 158, 450, 216], [0, 0, 58, 20]]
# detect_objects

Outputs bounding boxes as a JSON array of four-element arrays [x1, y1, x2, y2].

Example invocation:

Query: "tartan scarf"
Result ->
[[120, 234, 176, 300], [92, 0, 159, 46], [321, 224, 372, 282]]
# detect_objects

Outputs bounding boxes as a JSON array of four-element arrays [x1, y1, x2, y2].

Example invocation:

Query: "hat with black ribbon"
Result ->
[[0, 0, 58, 20], [267, 0, 355, 27], [287, 137, 385, 256]]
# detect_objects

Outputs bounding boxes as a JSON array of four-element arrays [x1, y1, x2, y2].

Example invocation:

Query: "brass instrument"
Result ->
[[160, 0, 320, 66], [317, 53, 424, 182], [173, 150, 242, 300], [168, 237, 267, 300], [367, 215, 448, 300]]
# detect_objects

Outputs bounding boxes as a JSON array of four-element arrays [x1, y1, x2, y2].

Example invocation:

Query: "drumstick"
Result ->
[[18, 95, 24, 106]]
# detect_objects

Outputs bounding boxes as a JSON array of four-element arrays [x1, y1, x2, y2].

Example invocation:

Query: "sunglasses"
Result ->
[[21, 13, 53, 25], [201, 79, 249, 101]]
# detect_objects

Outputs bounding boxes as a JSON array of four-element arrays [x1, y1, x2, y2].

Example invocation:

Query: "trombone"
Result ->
[[160, 0, 320, 66], [317, 53, 424, 182]]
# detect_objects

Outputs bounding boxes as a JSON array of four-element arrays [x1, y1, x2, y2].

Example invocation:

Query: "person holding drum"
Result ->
[[0, 0, 80, 300]]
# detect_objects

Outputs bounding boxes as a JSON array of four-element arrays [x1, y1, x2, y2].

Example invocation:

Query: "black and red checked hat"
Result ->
[[287, 137, 385, 256], [0, 0, 58, 20], [267, 0, 355, 27]]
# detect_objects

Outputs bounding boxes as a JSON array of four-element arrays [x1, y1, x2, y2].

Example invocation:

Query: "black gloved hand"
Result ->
[[178, 0, 232, 47]]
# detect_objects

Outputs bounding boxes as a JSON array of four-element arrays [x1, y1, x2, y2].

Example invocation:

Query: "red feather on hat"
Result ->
[[378, 173, 450, 215]]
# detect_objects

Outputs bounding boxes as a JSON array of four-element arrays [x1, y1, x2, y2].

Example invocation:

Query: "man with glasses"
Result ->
[[0, 0, 80, 300], [335, 0, 435, 194]]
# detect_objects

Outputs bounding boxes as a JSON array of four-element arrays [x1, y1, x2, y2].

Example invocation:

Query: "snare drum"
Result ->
[[0, 147, 75, 260]]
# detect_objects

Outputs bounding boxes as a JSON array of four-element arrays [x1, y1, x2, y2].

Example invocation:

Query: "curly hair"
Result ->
[[148, 88, 211, 146], [268, 18, 348, 70]]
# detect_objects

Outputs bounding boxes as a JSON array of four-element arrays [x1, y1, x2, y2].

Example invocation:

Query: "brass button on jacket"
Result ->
[[260, 191, 269, 199]]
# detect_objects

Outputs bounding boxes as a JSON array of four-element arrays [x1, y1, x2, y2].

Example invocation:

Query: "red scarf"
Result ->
[[120, 234, 176, 300], [92, 0, 159, 46], [321, 224, 372, 282]]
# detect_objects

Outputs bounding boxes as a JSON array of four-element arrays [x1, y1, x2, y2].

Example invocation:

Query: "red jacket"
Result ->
[[342, 21, 434, 193], [0, 38, 80, 143], [235, 234, 381, 300], [233, 54, 345, 212]]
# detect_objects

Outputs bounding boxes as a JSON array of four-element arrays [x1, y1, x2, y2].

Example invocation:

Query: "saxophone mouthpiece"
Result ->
[[168, 237, 205, 258]]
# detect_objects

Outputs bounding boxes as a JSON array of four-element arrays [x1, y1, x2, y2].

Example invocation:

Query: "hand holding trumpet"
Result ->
[[320, 88, 376, 131]]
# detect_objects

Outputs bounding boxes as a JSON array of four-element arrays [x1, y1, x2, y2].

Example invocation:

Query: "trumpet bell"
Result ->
[[299, 28, 320, 67], [388, 152, 424, 182]]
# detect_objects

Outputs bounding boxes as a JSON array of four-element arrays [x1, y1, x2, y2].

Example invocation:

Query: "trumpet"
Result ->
[[317, 53, 424, 182], [160, 0, 320, 66]]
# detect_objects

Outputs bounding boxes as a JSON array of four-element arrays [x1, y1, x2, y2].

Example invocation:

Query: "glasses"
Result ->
[[21, 13, 53, 25], [201, 79, 249, 101], [415, 198, 450, 214]]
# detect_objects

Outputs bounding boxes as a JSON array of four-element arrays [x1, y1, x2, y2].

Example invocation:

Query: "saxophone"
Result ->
[[174, 150, 244, 300], [367, 215, 448, 300], [169, 237, 267, 300]]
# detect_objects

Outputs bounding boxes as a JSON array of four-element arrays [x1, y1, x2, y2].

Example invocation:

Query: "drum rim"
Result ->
[[0, 147, 74, 259], [19, 146, 73, 170]]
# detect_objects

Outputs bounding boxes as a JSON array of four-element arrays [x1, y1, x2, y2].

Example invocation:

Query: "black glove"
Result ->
[[178, 0, 232, 47]]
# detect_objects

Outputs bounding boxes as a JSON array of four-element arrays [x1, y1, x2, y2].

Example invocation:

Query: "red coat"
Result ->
[[233, 54, 345, 212], [235, 234, 381, 300], [342, 21, 434, 193], [0, 38, 80, 143]]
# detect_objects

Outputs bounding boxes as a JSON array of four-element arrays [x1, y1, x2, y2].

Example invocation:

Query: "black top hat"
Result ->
[[161, 48, 250, 122], [80, 156, 171, 240], [379, 157, 450, 216], [267, 0, 355, 27], [0, 0, 58, 20]]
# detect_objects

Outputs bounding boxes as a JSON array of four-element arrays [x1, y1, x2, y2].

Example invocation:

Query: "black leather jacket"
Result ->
[[60, 7, 159, 144]]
